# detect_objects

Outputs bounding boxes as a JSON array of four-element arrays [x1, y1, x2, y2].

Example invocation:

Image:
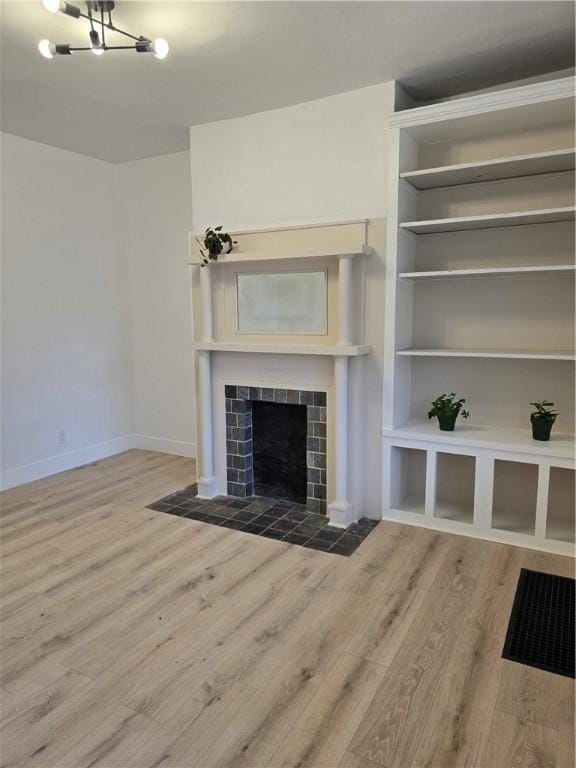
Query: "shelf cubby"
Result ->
[[434, 452, 475, 524], [492, 459, 538, 535], [546, 467, 576, 544], [390, 446, 426, 514]]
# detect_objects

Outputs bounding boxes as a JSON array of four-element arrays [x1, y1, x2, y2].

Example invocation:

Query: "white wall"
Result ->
[[189, 83, 394, 516], [1, 133, 132, 487], [190, 83, 392, 231], [118, 151, 196, 456]]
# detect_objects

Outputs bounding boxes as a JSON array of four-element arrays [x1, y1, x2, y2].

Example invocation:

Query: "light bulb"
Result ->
[[38, 39, 55, 59], [92, 46, 105, 56], [152, 38, 169, 59], [42, 0, 63, 12]]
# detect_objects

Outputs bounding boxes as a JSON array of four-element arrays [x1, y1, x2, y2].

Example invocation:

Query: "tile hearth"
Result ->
[[147, 485, 378, 556]]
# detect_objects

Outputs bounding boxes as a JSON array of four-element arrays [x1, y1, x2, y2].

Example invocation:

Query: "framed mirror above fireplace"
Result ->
[[236, 270, 327, 335]]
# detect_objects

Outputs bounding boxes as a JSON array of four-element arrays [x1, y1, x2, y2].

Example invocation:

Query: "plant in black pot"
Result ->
[[530, 400, 558, 441], [196, 226, 236, 265], [427, 393, 470, 432]]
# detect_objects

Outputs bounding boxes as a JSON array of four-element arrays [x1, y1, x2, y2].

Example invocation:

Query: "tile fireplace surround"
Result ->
[[224, 385, 327, 514]]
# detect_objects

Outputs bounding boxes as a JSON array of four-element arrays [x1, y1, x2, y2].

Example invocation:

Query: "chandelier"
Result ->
[[38, 0, 169, 59]]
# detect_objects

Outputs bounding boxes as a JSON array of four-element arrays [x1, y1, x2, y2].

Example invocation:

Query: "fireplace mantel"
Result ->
[[193, 341, 371, 356], [189, 220, 370, 528]]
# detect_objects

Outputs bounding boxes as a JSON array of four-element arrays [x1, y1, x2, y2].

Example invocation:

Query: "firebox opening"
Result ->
[[252, 401, 307, 503]]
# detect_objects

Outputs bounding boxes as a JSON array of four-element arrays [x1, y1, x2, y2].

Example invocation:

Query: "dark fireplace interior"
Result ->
[[252, 401, 307, 503]]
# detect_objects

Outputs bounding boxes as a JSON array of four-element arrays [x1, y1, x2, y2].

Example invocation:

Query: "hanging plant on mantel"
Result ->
[[196, 226, 237, 266]]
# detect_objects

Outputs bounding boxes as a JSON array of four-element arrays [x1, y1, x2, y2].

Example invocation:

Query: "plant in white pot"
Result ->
[[196, 226, 236, 265]]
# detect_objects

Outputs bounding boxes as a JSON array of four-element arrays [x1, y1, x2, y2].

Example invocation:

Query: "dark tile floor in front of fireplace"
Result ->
[[147, 485, 378, 556]]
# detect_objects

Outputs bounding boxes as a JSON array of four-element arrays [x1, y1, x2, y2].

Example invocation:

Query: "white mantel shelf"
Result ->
[[188, 220, 368, 266], [193, 341, 371, 357], [187, 247, 364, 267]]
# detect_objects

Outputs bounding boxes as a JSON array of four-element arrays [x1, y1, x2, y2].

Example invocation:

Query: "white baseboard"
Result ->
[[131, 434, 196, 458], [0, 435, 135, 491], [0, 434, 196, 491]]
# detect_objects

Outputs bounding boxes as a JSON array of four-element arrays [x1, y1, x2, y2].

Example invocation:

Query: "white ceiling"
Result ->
[[1, 1, 574, 163]]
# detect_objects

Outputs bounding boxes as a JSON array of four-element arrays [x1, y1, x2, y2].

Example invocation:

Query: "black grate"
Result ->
[[502, 569, 575, 679]]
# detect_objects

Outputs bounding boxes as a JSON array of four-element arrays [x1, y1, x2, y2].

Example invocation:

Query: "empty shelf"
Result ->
[[400, 207, 576, 234], [400, 148, 576, 190], [396, 348, 575, 361], [398, 265, 576, 279]]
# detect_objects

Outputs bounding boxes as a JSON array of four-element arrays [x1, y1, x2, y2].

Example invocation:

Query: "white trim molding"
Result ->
[[389, 76, 575, 128], [1, 435, 135, 491], [131, 435, 196, 458], [1, 434, 197, 491]]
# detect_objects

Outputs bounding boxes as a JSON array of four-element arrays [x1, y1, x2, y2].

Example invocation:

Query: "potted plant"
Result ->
[[196, 226, 236, 265], [427, 392, 470, 432], [530, 400, 558, 441]]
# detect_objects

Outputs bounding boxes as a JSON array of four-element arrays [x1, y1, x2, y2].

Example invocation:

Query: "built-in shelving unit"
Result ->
[[400, 148, 576, 190], [382, 76, 576, 556]]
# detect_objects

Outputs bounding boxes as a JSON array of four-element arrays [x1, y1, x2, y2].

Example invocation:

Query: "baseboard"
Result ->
[[131, 434, 197, 458], [0, 434, 196, 490], [0, 435, 135, 491]]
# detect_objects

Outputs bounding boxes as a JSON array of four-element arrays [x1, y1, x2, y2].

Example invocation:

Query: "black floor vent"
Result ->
[[502, 568, 575, 679]]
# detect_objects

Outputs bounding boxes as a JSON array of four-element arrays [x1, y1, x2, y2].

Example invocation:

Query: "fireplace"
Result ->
[[224, 385, 327, 514], [252, 401, 307, 503]]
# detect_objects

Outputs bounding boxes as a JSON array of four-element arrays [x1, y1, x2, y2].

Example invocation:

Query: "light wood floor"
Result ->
[[1, 450, 574, 768]]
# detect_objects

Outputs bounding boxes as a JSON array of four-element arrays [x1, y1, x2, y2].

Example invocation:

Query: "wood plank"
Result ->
[[0, 450, 573, 768], [265, 652, 387, 768]]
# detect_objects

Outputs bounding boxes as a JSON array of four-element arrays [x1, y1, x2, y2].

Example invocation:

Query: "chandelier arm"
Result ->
[[100, 4, 105, 47], [86, 3, 95, 33], [67, 44, 142, 51], [76, 11, 144, 42]]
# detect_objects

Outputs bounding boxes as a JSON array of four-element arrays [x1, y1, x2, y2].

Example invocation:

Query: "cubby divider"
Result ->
[[546, 466, 576, 543]]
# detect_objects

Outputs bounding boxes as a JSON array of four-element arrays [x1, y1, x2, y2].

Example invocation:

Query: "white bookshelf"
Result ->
[[382, 76, 576, 556]]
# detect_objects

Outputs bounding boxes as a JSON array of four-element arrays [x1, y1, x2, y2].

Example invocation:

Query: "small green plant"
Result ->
[[427, 393, 470, 431], [530, 400, 558, 442], [197, 226, 236, 265], [530, 400, 558, 422]]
